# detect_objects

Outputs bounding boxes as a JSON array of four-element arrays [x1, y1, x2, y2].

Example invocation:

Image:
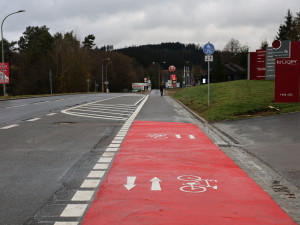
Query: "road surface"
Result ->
[[0, 90, 299, 224]]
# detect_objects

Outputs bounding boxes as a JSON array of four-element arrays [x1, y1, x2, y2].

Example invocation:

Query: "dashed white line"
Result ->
[[54, 222, 78, 225], [5, 104, 28, 109], [98, 157, 113, 163], [88, 171, 105, 178], [27, 118, 41, 122], [47, 113, 57, 116], [93, 164, 109, 170], [106, 147, 119, 152], [108, 144, 120, 148], [71, 191, 95, 201], [0, 124, 19, 129], [176, 134, 181, 139], [60, 204, 88, 217], [80, 179, 101, 189]]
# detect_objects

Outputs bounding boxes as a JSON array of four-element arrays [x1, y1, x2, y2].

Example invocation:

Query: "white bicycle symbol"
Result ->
[[177, 175, 218, 193]]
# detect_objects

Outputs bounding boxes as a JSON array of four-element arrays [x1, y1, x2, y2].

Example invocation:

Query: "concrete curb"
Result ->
[[169, 95, 239, 147]]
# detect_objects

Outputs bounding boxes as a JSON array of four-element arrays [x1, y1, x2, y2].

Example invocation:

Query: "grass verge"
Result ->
[[171, 80, 300, 122]]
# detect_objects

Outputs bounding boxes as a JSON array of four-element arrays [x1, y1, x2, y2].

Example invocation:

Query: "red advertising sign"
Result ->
[[275, 42, 300, 103], [171, 74, 177, 87], [275, 58, 299, 102], [249, 52, 256, 80], [0, 63, 9, 84], [255, 49, 266, 80]]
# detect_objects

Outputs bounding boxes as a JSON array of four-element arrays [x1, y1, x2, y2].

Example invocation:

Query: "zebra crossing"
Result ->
[[61, 95, 145, 120]]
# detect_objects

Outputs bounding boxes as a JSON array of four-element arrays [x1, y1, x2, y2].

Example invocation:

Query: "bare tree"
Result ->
[[223, 38, 241, 53]]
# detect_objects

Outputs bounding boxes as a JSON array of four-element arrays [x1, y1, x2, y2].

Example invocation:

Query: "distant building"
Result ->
[[224, 63, 246, 81]]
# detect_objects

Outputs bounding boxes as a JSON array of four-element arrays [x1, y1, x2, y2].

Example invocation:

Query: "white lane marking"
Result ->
[[60, 204, 87, 217], [71, 108, 130, 115], [108, 144, 120, 148], [88, 171, 105, 178], [34, 100, 52, 104], [54, 222, 78, 225], [61, 95, 146, 120], [71, 190, 95, 201], [189, 135, 196, 139], [93, 163, 109, 170], [0, 124, 19, 129], [62, 112, 127, 120], [112, 140, 122, 144], [102, 152, 115, 157], [114, 136, 124, 140], [124, 176, 136, 190], [98, 157, 113, 163], [27, 118, 41, 122], [175, 134, 181, 139], [5, 104, 28, 109], [80, 179, 100, 189], [81, 104, 135, 110], [150, 177, 162, 191], [106, 147, 119, 152], [46, 113, 57, 116]]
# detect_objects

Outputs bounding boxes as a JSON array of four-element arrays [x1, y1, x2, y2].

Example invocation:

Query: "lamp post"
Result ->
[[1, 10, 25, 96], [105, 61, 112, 93], [153, 61, 165, 87], [101, 58, 110, 93]]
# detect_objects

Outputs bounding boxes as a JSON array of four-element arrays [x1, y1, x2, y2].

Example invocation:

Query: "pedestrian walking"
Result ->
[[160, 82, 165, 96]]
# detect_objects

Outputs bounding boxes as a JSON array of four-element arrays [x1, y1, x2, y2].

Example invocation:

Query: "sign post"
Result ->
[[203, 42, 215, 105]]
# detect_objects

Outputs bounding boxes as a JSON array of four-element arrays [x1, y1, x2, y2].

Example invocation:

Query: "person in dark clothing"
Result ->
[[159, 82, 165, 96]]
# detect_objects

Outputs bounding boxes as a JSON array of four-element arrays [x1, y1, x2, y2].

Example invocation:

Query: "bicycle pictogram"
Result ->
[[177, 175, 218, 193]]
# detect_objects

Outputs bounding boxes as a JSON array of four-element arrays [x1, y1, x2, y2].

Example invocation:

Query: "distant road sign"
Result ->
[[203, 43, 215, 55], [205, 55, 213, 62]]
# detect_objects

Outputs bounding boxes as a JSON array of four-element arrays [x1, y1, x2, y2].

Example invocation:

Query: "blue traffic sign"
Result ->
[[203, 42, 215, 55]]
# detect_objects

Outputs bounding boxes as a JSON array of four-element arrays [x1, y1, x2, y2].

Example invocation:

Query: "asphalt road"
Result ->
[[0, 93, 146, 225], [1, 91, 299, 224], [213, 112, 300, 188]]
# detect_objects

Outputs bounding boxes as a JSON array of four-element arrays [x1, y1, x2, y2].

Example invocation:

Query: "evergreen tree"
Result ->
[[82, 34, 96, 49], [276, 9, 298, 41]]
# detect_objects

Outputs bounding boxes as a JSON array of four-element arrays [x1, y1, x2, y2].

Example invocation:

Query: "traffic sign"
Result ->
[[203, 42, 215, 55], [205, 55, 213, 62]]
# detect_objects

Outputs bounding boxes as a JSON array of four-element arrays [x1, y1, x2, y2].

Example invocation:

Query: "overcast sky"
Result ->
[[1, 0, 299, 51]]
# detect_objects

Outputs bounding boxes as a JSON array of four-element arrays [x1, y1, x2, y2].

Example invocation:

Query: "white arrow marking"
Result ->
[[124, 176, 136, 190], [150, 177, 161, 191]]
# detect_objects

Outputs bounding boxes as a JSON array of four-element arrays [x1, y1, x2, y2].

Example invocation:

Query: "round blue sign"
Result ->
[[203, 42, 215, 55]]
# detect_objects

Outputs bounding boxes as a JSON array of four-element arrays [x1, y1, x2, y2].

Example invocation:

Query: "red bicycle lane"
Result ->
[[82, 121, 296, 225]]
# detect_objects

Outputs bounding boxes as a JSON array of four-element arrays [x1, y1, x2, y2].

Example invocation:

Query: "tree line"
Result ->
[[1, 26, 142, 96], [1, 9, 299, 95]]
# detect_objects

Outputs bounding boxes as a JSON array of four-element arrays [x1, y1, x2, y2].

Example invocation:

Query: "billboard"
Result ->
[[0, 63, 9, 84], [132, 83, 145, 92], [275, 42, 300, 103], [255, 49, 266, 80], [265, 47, 275, 80]]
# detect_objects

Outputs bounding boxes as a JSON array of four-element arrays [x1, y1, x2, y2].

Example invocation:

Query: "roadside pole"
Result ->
[[203, 42, 215, 106]]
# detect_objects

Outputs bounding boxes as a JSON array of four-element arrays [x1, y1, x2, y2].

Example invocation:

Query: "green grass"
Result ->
[[171, 80, 300, 122]]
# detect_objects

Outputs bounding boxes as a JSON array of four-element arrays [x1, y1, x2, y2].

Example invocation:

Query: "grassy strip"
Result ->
[[171, 80, 300, 122]]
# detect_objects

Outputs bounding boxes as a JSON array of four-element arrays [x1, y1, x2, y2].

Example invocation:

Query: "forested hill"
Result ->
[[117, 42, 206, 69]]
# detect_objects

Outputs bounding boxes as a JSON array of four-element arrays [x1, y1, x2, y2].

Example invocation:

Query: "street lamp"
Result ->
[[153, 61, 165, 86], [105, 61, 112, 93], [101, 58, 110, 93], [1, 10, 25, 96]]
